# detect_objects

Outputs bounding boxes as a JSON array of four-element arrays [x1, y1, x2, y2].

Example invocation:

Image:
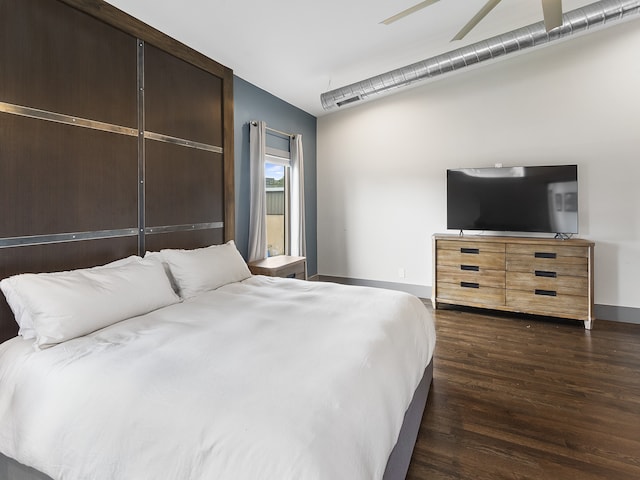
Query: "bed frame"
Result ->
[[0, 1, 432, 478]]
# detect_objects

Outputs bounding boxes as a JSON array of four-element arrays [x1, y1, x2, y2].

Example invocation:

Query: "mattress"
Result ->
[[0, 276, 435, 480]]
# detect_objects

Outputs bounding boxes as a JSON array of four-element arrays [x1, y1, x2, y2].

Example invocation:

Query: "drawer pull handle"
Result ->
[[535, 270, 557, 278], [535, 252, 557, 259], [461, 265, 479, 272], [535, 289, 557, 297], [461, 248, 480, 254], [461, 281, 479, 289]]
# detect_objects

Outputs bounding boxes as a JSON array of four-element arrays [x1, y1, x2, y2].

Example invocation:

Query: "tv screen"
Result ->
[[447, 165, 578, 234]]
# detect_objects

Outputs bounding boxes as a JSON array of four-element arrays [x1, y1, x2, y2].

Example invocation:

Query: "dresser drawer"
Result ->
[[506, 243, 588, 259], [438, 240, 505, 254], [437, 244, 505, 270], [437, 282, 505, 307], [506, 271, 588, 297], [506, 254, 588, 276], [437, 264, 505, 288], [506, 290, 589, 320]]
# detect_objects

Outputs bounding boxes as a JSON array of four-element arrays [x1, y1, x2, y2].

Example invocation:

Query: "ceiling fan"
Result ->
[[381, 0, 564, 40]]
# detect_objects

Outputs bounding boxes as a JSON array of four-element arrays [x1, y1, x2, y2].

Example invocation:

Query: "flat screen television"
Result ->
[[447, 165, 578, 235]]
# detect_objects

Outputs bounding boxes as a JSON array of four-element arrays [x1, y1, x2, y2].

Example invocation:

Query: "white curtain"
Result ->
[[290, 134, 306, 257], [248, 121, 267, 262]]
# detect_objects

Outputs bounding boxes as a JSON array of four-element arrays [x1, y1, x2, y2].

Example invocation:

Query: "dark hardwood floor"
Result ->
[[407, 305, 640, 480]]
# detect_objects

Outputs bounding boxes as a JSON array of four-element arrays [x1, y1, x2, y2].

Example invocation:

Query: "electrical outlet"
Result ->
[[398, 268, 405, 279]]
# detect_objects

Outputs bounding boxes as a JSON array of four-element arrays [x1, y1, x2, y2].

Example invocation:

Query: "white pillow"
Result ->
[[0, 255, 142, 340], [161, 240, 251, 299], [1, 258, 180, 349], [143, 251, 179, 294], [1, 277, 34, 339]]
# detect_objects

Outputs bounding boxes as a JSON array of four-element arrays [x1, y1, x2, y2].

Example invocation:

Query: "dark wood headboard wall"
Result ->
[[0, 0, 235, 342]]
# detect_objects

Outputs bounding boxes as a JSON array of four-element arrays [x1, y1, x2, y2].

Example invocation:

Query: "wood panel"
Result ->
[[144, 229, 224, 253], [0, 237, 138, 342], [0, 114, 138, 237], [58, 0, 235, 244], [145, 141, 224, 227], [57, 0, 229, 79], [407, 305, 640, 480], [0, 0, 137, 127], [145, 43, 223, 146]]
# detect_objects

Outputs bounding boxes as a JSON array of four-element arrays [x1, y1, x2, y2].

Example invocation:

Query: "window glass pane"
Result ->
[[265, 163, 286, 257]]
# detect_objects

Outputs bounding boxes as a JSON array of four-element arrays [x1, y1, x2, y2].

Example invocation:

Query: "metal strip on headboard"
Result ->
[[0, 101, 137, 137], [0, 229, 139, 249], [144, 131, 223, 154], [144, 222, 224, 235], [137, 39, 147, 255]]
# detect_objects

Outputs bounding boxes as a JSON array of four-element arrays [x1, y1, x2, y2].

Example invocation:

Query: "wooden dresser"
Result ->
[[432, 234, 595, 329]]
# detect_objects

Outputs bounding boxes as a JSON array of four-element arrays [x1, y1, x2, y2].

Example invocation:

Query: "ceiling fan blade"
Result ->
[[381, 0, 440, 25], [451, 0, 502, 41], [541, 0, 563, 31]]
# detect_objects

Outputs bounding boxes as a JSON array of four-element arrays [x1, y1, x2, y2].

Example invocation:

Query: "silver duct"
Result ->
[[320, 0, 640, 110]]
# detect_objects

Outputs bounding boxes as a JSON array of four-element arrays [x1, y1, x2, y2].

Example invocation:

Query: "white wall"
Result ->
[[317, 19, 640, 310]]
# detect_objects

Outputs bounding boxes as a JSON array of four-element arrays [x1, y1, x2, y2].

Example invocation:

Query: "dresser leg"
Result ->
[[584, 319, 594, 330]]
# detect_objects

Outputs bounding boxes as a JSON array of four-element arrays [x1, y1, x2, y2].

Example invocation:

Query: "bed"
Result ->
[[2, 3, 435, 477], [0, 242, 436, 480]]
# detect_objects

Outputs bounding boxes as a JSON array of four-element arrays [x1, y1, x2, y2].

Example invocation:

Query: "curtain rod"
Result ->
[[250, 121, 295, 138]]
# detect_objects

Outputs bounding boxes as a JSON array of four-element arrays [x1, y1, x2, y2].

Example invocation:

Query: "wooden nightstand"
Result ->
[[248, 256, 307, 280]]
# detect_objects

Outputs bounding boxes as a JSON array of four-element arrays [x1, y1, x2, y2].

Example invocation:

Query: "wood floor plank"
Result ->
[[407, 305, 640, 480]]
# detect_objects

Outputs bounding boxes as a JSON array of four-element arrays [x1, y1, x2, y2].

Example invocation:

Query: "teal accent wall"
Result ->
[[233, 76, 317, 276]]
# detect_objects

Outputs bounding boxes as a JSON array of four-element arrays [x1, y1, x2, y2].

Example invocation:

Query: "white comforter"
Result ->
[[0, 276, 435, 480]]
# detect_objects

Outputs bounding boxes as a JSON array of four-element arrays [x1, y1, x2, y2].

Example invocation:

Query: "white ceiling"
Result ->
[[104, 0, 598, 117]]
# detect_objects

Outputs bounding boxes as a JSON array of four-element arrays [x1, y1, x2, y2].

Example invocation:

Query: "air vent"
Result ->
[[336, 96, 362, 107]]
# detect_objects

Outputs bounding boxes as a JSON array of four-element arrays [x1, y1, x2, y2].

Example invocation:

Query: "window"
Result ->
[[265, 148, 290, 257]]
